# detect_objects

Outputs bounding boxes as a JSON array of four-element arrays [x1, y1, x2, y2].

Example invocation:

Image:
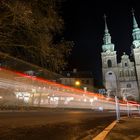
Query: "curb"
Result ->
[[92, 117, 128, 140], [92, 120, 117, 140]]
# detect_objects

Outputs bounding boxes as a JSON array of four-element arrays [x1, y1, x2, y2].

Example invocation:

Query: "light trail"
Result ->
[[0, 67, 139, 111]]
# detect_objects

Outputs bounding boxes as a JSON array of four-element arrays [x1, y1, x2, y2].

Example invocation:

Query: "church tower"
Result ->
[[100, 12, 140, 101], [101, 15, 118, 96], [132, 10, 140, 93]]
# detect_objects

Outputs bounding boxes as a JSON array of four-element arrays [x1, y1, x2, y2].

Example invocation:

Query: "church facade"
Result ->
[[101, 12, 140, 101]]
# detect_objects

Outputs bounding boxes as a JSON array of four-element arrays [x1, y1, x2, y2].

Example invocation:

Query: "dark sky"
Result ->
[[62, 0, 139, 86]]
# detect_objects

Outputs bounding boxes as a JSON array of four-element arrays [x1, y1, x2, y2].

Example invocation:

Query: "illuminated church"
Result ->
[[101, 11, 140, 101]]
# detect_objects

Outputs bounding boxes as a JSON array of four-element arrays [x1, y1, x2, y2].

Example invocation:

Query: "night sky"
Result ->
[[62, 0, 139, 87]]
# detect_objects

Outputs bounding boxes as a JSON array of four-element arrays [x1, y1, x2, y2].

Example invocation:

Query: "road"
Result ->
[[0, 108, 117, 140]]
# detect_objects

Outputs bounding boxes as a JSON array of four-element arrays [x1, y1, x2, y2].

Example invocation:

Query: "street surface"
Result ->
[[0, 108, 117, 140]]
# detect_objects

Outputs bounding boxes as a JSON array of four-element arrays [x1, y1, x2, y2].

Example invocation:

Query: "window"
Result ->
[[131, 70, 134, 76], [107, 60, 112, 68], [125, 63, 128, 67], [127, 83, 131, 88], [67, 73, 70, 77], [86, 80, 89, 84], [108, 72, 112, 75], [120, 71, 122, 77], [124, 70, 129, 77], [65, 79, 67, 84]]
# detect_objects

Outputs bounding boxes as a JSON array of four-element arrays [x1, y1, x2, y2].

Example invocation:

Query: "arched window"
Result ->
[[107, 60, 112, 68], [125, 63, 128, 67]]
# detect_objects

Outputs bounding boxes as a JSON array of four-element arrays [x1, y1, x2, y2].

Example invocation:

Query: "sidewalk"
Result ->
[[105, 115, 140, 140]]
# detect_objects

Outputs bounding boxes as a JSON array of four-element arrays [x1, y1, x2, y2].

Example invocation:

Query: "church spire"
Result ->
[[104, 14, 109, 34], [102, 15, 114, 52], [132, 8, 138, 29], [103, 14, 111, 45], [131, 9, 140, 48]]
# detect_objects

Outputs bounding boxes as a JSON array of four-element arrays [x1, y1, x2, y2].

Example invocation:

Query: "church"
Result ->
[[101, 11, 140, 101]]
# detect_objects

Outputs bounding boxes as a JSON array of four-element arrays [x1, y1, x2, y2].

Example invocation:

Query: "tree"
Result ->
[[0, 0, 73, 72]]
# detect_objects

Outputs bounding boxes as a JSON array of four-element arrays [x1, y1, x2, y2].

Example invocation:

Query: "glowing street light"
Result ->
[[75, 80, 80, 86]]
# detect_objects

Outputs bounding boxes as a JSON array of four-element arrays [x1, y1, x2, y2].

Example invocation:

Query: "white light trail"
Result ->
[[0, 68, 139, 111]]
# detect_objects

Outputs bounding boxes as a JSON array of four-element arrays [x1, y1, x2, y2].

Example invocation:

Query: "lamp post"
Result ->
[[123, 93, 130, 117], [115, 96, 120, 122]]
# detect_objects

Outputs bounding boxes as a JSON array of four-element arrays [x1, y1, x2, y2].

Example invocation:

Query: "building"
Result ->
[[101, 12, 140, 101], [60, 69, 94, 92]]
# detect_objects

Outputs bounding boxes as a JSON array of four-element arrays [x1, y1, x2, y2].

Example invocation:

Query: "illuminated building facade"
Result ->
[[101, 12, 140, 101], [60, 69, 94, 92]]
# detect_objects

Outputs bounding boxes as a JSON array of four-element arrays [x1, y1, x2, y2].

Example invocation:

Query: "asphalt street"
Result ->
[[0, 108, 117, 140]]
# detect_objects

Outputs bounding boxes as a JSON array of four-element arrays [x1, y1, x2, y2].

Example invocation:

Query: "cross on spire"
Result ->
[[104, 14, 108, 33], [104, 14, 107, 20], [132, 8, 135, 15]]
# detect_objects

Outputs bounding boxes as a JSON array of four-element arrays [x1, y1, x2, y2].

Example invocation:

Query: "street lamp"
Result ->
[[123, 94, 130, 117], [75, 80, 80, 86], [115, 96, 120, 122]]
